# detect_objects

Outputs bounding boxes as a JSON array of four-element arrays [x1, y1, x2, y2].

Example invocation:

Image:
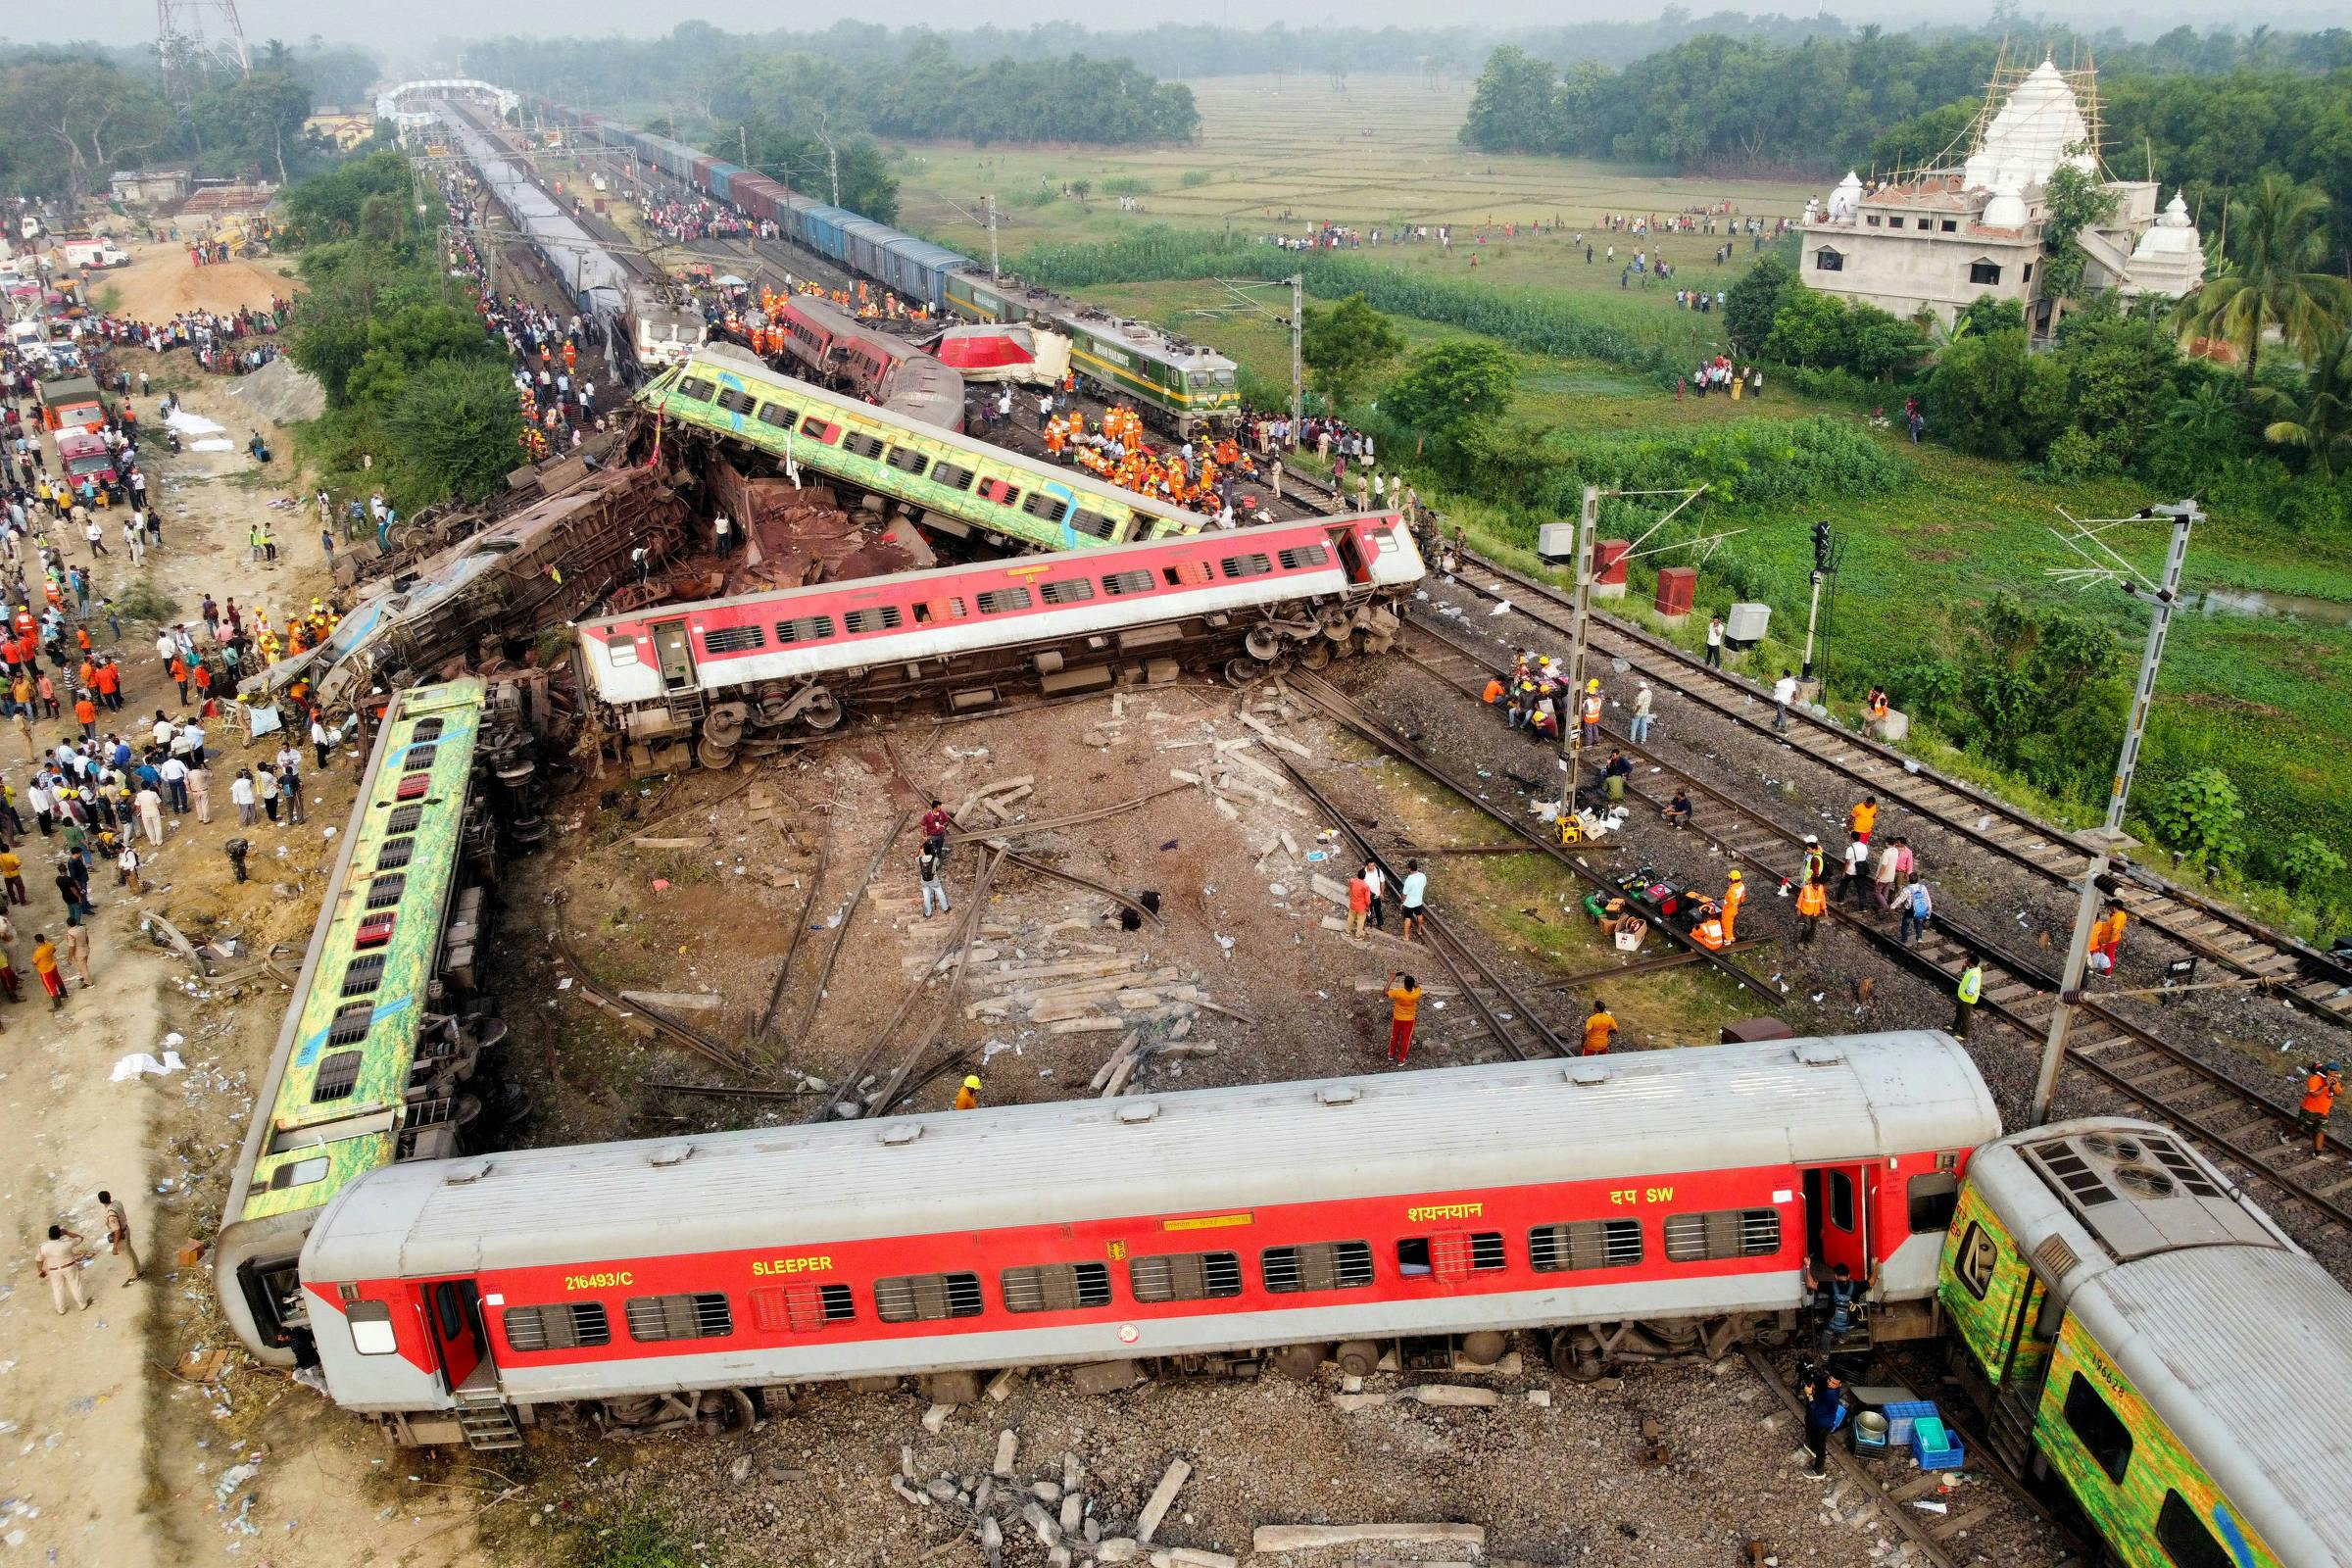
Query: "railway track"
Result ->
[[1397, 620, 2352, 1242], [1437, 551, 2352, 1036]]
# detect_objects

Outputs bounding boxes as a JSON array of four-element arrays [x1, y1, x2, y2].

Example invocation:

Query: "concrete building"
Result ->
[[110, 169, 192, 209], [1797, 60, 2201, 329]]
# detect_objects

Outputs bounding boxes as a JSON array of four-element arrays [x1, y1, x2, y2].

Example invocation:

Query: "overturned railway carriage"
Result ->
[[299, 1033, 1997, 1447], [756, 293, 963, 430], [573, 511, 1421, 769], [1941, 1121, 2352, 1568], [643, 343, 1202, 555], [217, 682, 501, 1365]]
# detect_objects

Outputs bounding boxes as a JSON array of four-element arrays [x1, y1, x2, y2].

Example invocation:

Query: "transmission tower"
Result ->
[[156, 0, 251, 105]]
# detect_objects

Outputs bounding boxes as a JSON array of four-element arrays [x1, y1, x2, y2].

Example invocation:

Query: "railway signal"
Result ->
[[2031, 499, 2201, 1126], [1800, 519, 1834, 682]]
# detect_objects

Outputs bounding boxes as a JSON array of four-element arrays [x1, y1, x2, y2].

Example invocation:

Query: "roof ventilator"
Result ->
[[1567, 1062, 1611, 1087], [1794, 1042, 1846, 1067], [877, 1124, 922, 1147], [1315, 1085, 1360, 1106], [442, 1159, 494, 1185], [647, 1143, 694, 1168], [1116, 1102, 1159, 1124]]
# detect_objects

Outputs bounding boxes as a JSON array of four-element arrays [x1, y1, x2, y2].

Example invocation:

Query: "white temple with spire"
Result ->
[[1796, 58, 2202, 330]]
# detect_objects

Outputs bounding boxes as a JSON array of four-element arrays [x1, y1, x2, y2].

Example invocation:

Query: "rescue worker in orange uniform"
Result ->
[[1581, 1002, 1618, 1055], [2086, 902, 2129, 975], [2300, 1062, 2341, 1153], [1719, 868, 1745, 943], [1848, 795, 1879, 843], [1690, 903, 1728, 950], [1794, 876, 1827, 944], [955, 1074, 982, 1111]]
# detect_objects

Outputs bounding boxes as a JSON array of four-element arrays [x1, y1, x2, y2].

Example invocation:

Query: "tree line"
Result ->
[[1458, 26, 2352, 257], [283, 153, 522, 516], [467, 27, 1197, 150], [0, 40, 379, 198]]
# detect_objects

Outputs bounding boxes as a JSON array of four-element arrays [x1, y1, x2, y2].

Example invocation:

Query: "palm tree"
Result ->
[[2258, 326, 2352, 479], [2176, 174, 2352, 382]]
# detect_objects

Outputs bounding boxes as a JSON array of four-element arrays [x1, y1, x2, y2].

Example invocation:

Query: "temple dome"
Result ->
[[1963, 60, 2099, 192]]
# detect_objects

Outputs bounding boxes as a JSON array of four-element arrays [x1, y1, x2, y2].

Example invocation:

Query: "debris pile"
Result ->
[[887, 1436, 1229, 1568]]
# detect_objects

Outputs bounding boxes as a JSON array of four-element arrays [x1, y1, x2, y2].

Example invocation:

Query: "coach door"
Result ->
[[421, 1279, 491, 1393], [651, 620, 696, 693], [1801, 1164, 1874, 1291], [1328, 525, 1372, 584]]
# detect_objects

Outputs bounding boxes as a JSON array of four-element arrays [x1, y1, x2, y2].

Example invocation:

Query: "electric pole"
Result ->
[[987, 193, 1001, 280], [1559, 485, 1602, 806], [2030, 500, 2200, 1126], [1290, 273, 1304, 428]]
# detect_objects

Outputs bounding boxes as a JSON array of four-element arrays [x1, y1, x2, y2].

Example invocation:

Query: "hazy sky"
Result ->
[[20, 0, 2352, 56]]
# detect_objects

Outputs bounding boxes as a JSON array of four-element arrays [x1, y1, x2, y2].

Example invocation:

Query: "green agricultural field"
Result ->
[[896, 73, 1819, 267]]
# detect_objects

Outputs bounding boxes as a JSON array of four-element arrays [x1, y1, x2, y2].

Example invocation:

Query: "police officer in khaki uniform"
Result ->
[[37, 1224, 91, 1313], [99, 1190, 140, 1285]]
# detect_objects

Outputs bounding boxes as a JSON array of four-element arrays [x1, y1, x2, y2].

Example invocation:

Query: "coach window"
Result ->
[[503, 1301, 612, 1351], [1219, 553, 1274, 579], [702, 624, 766, 655], [931, 462, 976, 492], [1069, 511, 1118, 540], [1040, 579, 1096, 607], [748, 1284, 855, 1333], [1277, 544, 1331, 570], [875, 1272, 985, 1322], [1396, 1232, 1507, 1282], [2154, 1491, 2234, 1568], [1162, 561, 1214, 588], [346, 1299, 398, 1356], [603, 634, 641, 666], [1261, 1241, 1375, 1294], [1952, 1222, 1999, 1300], [1907, 1173, 1960, 1233], [1102, 569, 1154, 597], [1530, 1219, 1643, 1271], [625, 1292, 734, 1343], [2062, 1372, 2133, 1484], [912, 598, 968, 625], [312, 1050, 364, 1103], [885, 446, 929, 476], [757, 402, 797, 429], [798, 416, 839, 442], [843, 606, 904, 635], [1001, 1262, 1113, 1313], [677, 377, 716, 401], [975, 587, 1034, 615], [1128, 1250, 1243, 1303], [1662, 1208, 1781, 1262], [842, 432, 886, 461], [267, 1156, 329, 1190], [1022, 493, 1070, 523], [773, 615, 835, 646]]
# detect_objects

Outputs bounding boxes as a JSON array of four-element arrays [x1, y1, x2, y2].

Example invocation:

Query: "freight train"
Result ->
[[532, 98, 1240, 437], [571, 506, 1420, 769], [217, 681, 503, 1365], [287, 1031, 2352, 1565]]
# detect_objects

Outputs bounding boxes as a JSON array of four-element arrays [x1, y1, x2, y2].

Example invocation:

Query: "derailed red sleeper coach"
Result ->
[[297, 1032, 1998, 1447], [573, 512, 1423, 770]]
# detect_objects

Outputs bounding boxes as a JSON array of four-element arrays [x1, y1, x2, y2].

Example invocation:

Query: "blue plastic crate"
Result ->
[[1883, 1400, 1938, 1450], [1913, 1416, 1965, 1472]]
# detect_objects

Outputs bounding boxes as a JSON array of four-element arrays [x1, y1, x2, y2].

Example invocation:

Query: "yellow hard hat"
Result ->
[[963, 1075, 982, 1090], [1587, 678, 1601, 692], [1728, 869, 1742, 882]]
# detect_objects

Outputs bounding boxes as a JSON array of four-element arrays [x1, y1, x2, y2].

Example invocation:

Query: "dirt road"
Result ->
[[91, 239, 293, 323], [0, 356, 487, 1568]]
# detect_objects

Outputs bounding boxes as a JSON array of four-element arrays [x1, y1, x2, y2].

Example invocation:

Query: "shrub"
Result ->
[[2146, 766, 2246, 875], [1179, 169, 1213, 187]]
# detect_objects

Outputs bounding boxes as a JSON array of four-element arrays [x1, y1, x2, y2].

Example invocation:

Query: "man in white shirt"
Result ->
[[1773, 670, 1798, 734]]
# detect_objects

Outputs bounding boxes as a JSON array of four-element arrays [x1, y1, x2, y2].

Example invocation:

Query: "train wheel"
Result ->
[[697, 739, 738, 771], [1296, 641, 1333, 671], [1458, 1331, 1508, 1367], [1549, 1327, 1609, 1383], [1334, 1339, 1382, 1379], [1244, 625, 1284, 662], [1269, 1344, 1329, 1381], [800, 691, 845, 731], [1225, 657, 1270, 688], [1319, 606, 1355, 642]]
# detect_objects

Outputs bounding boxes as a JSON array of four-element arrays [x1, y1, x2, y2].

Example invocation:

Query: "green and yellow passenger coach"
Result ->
[[1938, 1120, 2351, 1566]]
